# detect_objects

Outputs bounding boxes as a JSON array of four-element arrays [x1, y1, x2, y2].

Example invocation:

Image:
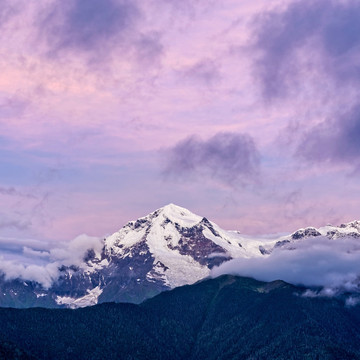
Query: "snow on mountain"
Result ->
[[56, 286, 103, 309], [0, 204, 360, 309], [256, 220, 360, 255], [102, 203, 246, 289]]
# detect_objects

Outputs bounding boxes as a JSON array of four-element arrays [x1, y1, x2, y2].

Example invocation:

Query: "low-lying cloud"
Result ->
[[0, 260, 60, 289], [0, 234, 103, 289], [212, 235, 360, 294], [163, 132, 260, 186], [49, 234, 104, 266]]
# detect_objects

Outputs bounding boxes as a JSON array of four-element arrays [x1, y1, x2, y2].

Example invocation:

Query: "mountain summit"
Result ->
[[102, 203, 245, 289]]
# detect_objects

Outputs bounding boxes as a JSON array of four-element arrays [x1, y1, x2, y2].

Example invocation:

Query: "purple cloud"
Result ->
[[42, 0, 138, 51], [252, 0, 360, 100], [0, 216, 31, 231], [181, 59, 221, 86], [163, 132, 260, 186], [0, 0, 19, 26], [135, 32, 164, 66], [40, 0, 163, 65], [252, 0, 360, 166], [297, 105, 360, 165], [0, 186, 36, 199], [0, 95, 28, 119]]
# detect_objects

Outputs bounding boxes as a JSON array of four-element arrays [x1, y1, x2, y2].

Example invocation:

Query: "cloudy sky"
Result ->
[[1, 0, 360, 246]]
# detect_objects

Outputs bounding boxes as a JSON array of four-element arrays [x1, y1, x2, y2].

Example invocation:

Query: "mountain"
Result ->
[[0, 204, 359, 308], [1, 275, 360, 360], [0, 204, 247, 308], [258, 220, 360, 254]]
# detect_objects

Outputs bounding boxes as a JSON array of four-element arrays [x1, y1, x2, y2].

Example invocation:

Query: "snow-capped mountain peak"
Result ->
[[102, 204, 246, 291], [157, 203, 203, 227]]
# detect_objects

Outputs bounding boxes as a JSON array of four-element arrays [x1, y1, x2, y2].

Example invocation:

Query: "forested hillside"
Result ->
[[1, 276, 359, 360]]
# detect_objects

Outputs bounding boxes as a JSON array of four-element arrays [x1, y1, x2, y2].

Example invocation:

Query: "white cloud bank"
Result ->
[[212, 236, 360, 294], [0, 234, 103, 288]]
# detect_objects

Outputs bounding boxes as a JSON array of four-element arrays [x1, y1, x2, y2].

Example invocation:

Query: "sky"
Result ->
[[1, 0, 360, 248]]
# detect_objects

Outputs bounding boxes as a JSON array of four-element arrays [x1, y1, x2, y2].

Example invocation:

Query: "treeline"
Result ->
[[0, 275, 360, 359]]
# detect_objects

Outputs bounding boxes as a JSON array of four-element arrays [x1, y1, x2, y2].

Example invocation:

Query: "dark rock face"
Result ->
[[98, 240, 169, 304], [53, 266, 99, 297], [327, 230, 360, 239], [169, 221, 230, 267], [348, 221, 360, 232], [274, 240, 291, 248], [291, 228, 321, 240], [259, 246, 271, 255], [200, 217, 221, 237], [0, 275, 57, 308]]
